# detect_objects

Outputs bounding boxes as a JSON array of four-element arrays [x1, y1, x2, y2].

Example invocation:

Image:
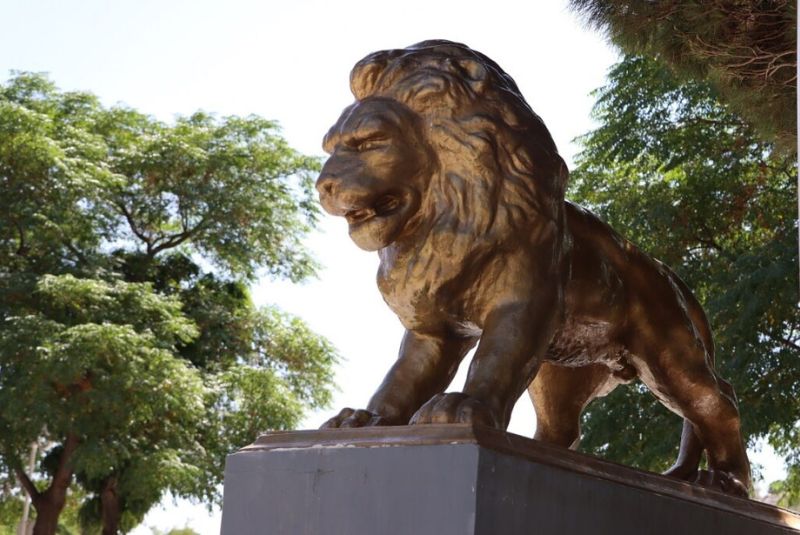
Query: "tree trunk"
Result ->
[[30, 498, 63, 535], [17, 434, 78, 535], [100, 476, 121, 535], [30, 477, 71, 535]]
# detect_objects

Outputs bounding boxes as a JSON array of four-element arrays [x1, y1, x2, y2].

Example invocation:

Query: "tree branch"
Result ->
[[62, 239, 87, 264], [149, 232, 193, 256], [51, 433, 79, 490], [148, 216, 210, 256], [15, 468, 40, 502], [116, 202, 153, 253], [13, 220, 27, 256], [767, 333, 800, 353]]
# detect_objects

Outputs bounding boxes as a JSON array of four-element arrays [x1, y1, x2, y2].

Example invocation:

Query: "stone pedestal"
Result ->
[[221, 424, 799, 534]]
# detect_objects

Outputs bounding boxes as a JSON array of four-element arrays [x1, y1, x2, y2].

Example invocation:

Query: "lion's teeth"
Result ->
[[375, 197, 399, 214], [346, 208, 376, 224]]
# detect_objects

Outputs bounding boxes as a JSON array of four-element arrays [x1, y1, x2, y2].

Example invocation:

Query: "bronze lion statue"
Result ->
[[316, 40, 751, 496]]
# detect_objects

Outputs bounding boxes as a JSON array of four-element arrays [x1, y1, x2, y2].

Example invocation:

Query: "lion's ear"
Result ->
[[351, 50, 401, 100]]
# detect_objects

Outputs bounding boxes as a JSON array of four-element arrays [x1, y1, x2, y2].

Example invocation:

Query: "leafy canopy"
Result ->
[[0, 71, 320, 281], [0, 275, 204, 480]]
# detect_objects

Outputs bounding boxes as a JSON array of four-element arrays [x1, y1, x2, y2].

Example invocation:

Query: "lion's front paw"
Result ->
[[409, 393, 499, 428], [320, 408, 388, 429]]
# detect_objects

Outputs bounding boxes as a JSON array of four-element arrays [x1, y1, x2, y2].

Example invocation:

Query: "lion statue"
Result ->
[[316, 40, 751, 496]]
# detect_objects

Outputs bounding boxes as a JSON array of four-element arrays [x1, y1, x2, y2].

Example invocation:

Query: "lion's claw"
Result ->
[[410, 393, 499, 428], [320, 408, 387, 429]]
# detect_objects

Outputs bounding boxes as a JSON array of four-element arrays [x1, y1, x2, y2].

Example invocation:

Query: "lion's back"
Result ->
[[563, 201, 714, 358]]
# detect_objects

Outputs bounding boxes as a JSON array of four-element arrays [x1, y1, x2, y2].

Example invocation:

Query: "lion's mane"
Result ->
[[349, 40, 569, 247]]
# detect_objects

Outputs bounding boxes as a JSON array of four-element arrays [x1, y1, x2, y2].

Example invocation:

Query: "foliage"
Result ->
[[0, 275, 203, 469], [769, 477, 800, 510], [0, 489, 24, 535], [0, 74, 115, 276], [96, 108, 320, 280], [569, 56, 799, 489], [568, 0, 797, 151], [0, 72, 337, 533], [0, 275, 205, 535], [0, 71, 320, 281]]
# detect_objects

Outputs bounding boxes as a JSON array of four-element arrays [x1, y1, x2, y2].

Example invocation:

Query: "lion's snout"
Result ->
[[316, 175, 335, 197], [315, 175, 338, 212], [316, 173, 352, 216], [316, 174, 375, 218]]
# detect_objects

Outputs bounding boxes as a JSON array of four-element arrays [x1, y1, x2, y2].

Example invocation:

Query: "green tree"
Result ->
[[568, 0, 797, 151], [0, 73, 337, 534], [569, 55, 799, 496], [0, 275, 204, 535]]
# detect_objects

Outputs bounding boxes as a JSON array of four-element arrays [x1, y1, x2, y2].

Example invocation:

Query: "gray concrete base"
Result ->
[[221, 425, 799, 534]]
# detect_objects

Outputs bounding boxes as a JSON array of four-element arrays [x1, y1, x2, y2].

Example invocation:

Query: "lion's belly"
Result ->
[[546, 316, 636, 381]]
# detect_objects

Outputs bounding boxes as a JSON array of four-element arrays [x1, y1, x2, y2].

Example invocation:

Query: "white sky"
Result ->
[[0, 1, 784, 533]]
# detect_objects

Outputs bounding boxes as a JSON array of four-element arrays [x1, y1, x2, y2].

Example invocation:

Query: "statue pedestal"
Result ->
[[221, 424, 799, 534]]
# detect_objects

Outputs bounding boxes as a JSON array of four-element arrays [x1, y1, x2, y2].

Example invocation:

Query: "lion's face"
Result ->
[[316, 98, 434, 251]]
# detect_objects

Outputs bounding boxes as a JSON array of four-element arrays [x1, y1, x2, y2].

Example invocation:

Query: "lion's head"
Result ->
[[317, 40, 568, 252]]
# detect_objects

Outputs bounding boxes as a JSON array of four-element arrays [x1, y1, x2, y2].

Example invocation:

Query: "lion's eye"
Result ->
[[355, 137, 387, 151]]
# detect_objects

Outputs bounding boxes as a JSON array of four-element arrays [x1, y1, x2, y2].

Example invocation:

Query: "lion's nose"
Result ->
[[315, 175, 347, 216], [315, 175, 336, 198]]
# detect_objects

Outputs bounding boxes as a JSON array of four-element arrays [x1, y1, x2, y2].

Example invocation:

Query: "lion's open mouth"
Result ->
[[345, 195, 401, 225]]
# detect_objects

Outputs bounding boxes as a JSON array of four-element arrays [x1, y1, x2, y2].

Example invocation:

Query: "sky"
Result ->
[[0, 1, 785, 533]]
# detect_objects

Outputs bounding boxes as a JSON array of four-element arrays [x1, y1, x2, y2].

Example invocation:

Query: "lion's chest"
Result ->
[[376, 245, 489, 332], [377, 266, 454, 331]]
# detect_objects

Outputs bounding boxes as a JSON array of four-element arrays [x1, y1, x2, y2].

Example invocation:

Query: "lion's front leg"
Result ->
[[412, 289, 563, 430], [321, 329, 477, 428]]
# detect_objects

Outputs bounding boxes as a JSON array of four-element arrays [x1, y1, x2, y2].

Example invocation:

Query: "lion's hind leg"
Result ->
[[529, 361, 620, 449], [632, 342, 751, 496], [663, 379, 740, 482]]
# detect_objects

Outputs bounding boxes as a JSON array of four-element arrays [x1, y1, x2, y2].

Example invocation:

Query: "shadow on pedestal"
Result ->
[[221, 425, 799, 534]]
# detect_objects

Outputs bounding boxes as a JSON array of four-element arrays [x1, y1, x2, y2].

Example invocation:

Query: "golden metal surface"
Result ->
[[316, 40, 751, 496]]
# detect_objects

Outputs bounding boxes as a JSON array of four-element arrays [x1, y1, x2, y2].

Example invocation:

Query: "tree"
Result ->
[[0, 73, 337, 534], [96, 107, 319, 281], [0, 275, 204, 534], [569, 56, 799, 495], [568, 0, 797, 151]]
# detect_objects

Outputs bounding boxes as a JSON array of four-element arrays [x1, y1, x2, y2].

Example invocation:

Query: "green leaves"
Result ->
[[252, 306, 338, 409], [570, 55, 799, 491], [0, 276, 204, 479], [102, 109, 321, 280], [0, 76, 112, 275], [35, 274, 198, 346], [1, 72, 321, 281]]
